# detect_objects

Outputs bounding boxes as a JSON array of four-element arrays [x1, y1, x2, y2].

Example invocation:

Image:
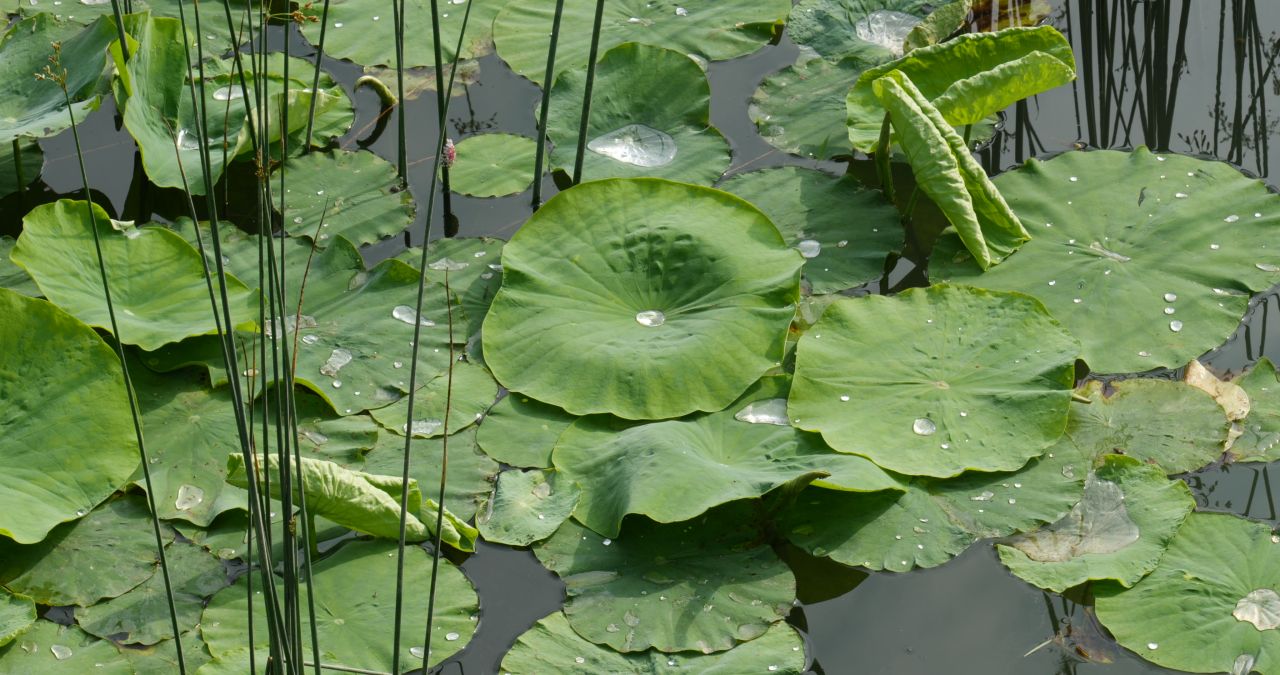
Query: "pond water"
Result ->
[[4, 1, 1279, 673]]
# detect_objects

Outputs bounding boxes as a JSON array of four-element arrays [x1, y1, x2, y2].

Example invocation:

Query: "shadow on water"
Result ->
[[4, 1, 1280, 673]]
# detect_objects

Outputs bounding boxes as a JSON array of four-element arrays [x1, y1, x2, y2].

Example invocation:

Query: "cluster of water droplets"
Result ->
[[587, 124, 677, 167]]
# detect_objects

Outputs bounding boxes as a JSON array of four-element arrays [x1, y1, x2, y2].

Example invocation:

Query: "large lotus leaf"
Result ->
[[0, 15, 113, 143], [720, 167, 901, 292], [788, 0, 932, 60], [0, 496, 165, 606], [298, 0, 502, 68], [0, 290, 140, 544], [1232, 358, 1280, 462], [930, 148, 1280, 373], [547, 43, 729, 185], [779, 444, 1084, 572], [0, 140, 41, 201], [501, 611, 807, 673], [476, 393, 575, 468], [0, 622, 132, 674], [77, 542, 227, 645], [872, 70, 1029, 270], [12, 200, 258, 350], [555, 376, 900, 537], [477, 469, 581, 547], [358, 427, 498, 524], [7, 0, 251, 55], [749, 54, 869, 161], [535, 504, 796, 654], [997, 454, 1195, 593], [275, 236, 458, 416], [394, 236, 506, 338], [276, 150, 413, 247], [1095, 512, 1280, 674], [0, 237, 38, 297], [0, 591, 34, 648], [846, 26, 1075, 150], [367, 361, 499, 439], [484, 178, 802, 420], [789, 285, 1078, 477], [448, 133, 539, 198], [493, 0, 789, 84], [201, 539, 478, 672], [1066, 379, 1229, 474]]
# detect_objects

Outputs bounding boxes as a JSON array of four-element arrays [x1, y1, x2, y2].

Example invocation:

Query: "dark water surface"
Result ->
[[5, 1, 1280, 673]]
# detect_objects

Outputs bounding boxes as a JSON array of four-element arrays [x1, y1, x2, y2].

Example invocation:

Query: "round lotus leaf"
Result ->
[[477, 469, 581, 547], [202, 539, 478, 672], [11, 200, 259, 351], [720, 166, 902, 292], [276, 150, 413, 247], [789, 0, 932, 60], [534, 504, 796, 654], [500, 611, 807, 673], [483, 178, 802, 420], [0, 15, 113, 143], [0, 591, 34, 649], [0, 290, 141, 544], [780, 445, 1083, 572], [1095, 512, 1280, 674], [492, 0, 789, 84], [358, 427, 499, 523], [789, 284, 1079, 477], [0, 236, 38, 298], [750, 54, 872, 161], [930, 148, 1280, 373], [476, 393, 576, 468], [368, 361, 499, 439], [1232, 358, 1280, 462], [395, 236, 506, 338], [298, 0, 502, 68], [998, 454, 1196, 593], [555, 376, 900, 537], [447, 134, 539, 197], [547, 43, 729, 185], [0, 140, 40, 201], [0, 622, 131, 673], [77, 542, 227, 645], [1065, 379, 1230, 474], [0, 495, 165, 606]]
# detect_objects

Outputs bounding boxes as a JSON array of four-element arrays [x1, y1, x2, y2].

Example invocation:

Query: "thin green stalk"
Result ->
[[875, 111, 895, 203], [531, 0, 566, 209], [422, 267, 455, 663], [38, 49, 186, 675], [571, 0, 606, 184], [427, 0, 453, 222], [108, 0, 130, 61], [304, 0, 334, 150], [11, 140, 26, 208], [391, 0, 406, 177]]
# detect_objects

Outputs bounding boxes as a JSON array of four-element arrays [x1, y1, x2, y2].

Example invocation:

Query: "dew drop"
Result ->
[[970, 491, 995, 502], [587, 124, 676, 167], [1163, 292, 1178, 302], [301, 334, 320, 345], [410, 647, 425, 658], [853, 9, 922, 56], [212, 85, 245, 101], [575, 656, 586, 664], [319, 348, 353, 377], [1175, 192, 1188, 199], [1164, 307, 1175, 315], [175, 484, 205, 511], [602, 538, 612, 546], [444, 632, 460, 641], [50, 644, 72, 660], [1138, 351, 1151, 357], [1169, 320, 1183, 333], [1069, 176, 1079, 182], [392, 305, 435, 326], [1211, 244, 1221, 250], [840, 395, 850, 402], [796, 239, 821, 258], [837, 239, 849, 248], [674, 6, 687, 16], [1148, 643, 1159, 650], [1073, 298, 1082, 304], [1256, 263, 1280, 272], [1047, 280, 1056, 286], [332, 380, 342, 388], [635, 310, 665, 327], [912, 418, 936, 436], [393, 361, 403, 369], [404, 419, 442, 437], [1225, 214, 1240, 223]]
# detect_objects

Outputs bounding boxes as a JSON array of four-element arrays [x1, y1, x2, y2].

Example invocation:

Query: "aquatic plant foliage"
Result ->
[[298, 0, 501, 68], [788, 0, 933, 60], [447, 133, 540, 198], [476, 393, 575, 469], [0, 14, 114, 143], [275, 150, 415, 247], [1227, 358, 1280, 462], [357, 427, 499, 523], [0, 590, 34, 649], [477, 469, 580, 547]]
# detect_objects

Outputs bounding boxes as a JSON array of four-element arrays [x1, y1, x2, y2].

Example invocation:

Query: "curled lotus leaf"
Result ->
[[483, 178, 802, 420], [356, 426, 500, 524], [0, 15, 114, 143], [1229, 358, 1280, 462]]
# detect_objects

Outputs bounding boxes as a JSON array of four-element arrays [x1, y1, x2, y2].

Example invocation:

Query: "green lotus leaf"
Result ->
[[201, 539, 478, 672], [266, 389, 384, 464], [492, 0, 789, 84], [447, 133, 538, 197], [749, 54, 869, 161], [534, 504, 796, 654], [1066, 379, 1229, 474], [1231, 358, 1280, 462], [847, 25, 1075, 151], [0, 622, 132, 673], [6, 0, 251, 55], [0, 495, 165, 606], [0, 14, 113, 143], [395, 236, 506, 338], [484, 178, 802, 420], [77, 542, 227, 645], [872, 70, 1028, 269], [12, 200, 259, 350], [0, 140, 41, 200], [137, 332, 243, 389], [0, 591, 34, 649], [358, 427, 498, 524], [500, 611, 807, 673], [0, 237, 38, 297], [790, 285, 1078, 477], [298, 0, 502, 68], [997, 454, 1195, 593], [118, 631, 212, 674], [475, 393, 575, 468], [367, 361, 499, 439], [779, 444, 1084, 572], [788, 0, 933, 60], [903, 0, 973, 53], [930, 149, 1280, 373], [477, 469, 580, 547], [556, 376, 900, 537], [168, 219, 317, 293], [175, 504, 348, 563], [547, 43, 729, 185], [0, 290, 140, 544], [1095, 512, 1280, 674], [276, 150, 414, 247], [720, 166, 901, 293]]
